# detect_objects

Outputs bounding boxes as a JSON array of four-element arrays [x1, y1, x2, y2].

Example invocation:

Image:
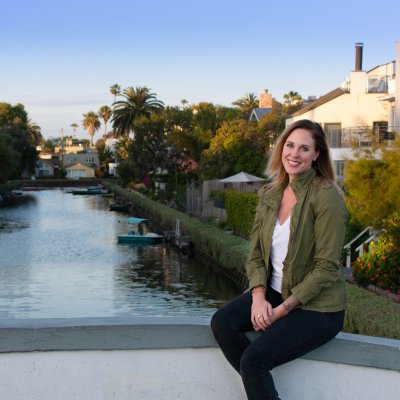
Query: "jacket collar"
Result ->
[[263, 168, 316, 209], [289, 168, 316, 194]]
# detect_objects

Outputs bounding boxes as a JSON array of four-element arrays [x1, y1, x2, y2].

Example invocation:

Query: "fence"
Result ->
[[186, 179, 264, 221]]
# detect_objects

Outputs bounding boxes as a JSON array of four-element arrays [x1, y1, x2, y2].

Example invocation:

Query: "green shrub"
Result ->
[[224, 190, 258, 237], [352, 238, 400, 293]]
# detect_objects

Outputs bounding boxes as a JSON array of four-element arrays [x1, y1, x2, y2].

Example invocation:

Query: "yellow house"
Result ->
[[65, 162, 96, 179], [286, 42, 399, 181]]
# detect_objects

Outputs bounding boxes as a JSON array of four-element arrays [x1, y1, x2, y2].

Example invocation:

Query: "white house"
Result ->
[[286, 42, 399, 181]]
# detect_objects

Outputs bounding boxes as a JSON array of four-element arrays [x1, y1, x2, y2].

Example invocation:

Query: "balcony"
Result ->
[[327, 126, 397, 149]]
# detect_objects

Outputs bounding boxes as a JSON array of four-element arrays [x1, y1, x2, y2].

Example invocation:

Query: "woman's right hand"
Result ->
[[251, 291, 273, 331]]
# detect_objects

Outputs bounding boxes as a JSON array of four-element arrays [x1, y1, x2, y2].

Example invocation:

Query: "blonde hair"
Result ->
[[266, 119, 335, 190]]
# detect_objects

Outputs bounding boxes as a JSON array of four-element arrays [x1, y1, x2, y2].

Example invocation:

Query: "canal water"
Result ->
[[0, 189, 240, 319]]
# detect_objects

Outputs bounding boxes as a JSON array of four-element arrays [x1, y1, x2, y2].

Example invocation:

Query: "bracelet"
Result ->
[[250, 286, 266, 295]]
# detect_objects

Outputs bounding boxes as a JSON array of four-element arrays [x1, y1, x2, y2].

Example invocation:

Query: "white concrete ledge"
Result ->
[[0, 317, 399, 400], [0, 317, 399, 371]]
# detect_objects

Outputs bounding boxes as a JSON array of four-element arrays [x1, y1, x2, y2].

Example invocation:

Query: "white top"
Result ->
[[270, 217, 291, 293]]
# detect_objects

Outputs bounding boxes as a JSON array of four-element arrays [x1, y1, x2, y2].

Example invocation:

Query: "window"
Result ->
[[86, 157, 95, 163], [324, 123, 342, 148], [334, 161, 345, 184], [367, 76, 388, 93]]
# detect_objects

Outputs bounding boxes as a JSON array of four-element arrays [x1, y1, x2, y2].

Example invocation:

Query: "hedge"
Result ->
[[224, 190, 259, 238]]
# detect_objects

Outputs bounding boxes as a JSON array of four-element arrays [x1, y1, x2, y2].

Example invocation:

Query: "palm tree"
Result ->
[[27, 119, 44, 145], [82, 112, 101, 147], [111, 86, 164, 137], [232, 92, 258, 115], [70, 123, 79, 137], [110, 84, 121, 104], [98, 105, 112, 138], [283, 91, 303, 107]]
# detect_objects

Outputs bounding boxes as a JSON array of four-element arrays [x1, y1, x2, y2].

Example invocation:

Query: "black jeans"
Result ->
[[211, 289, 344, 400]]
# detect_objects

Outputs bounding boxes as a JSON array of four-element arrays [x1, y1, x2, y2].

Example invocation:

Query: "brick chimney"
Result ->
[[259, 90, 272, 108]]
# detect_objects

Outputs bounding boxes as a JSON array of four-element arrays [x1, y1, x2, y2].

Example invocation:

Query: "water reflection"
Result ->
[[0, 189, 240, 319]]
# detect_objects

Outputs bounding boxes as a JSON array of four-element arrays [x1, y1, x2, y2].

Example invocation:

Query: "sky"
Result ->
[[1, 0, 399, 140]]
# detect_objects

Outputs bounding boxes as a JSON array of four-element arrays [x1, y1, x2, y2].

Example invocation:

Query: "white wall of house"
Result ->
[[35, 160, 55, 177], [287, 71, 388, 128], [65, 163, 95, 178]]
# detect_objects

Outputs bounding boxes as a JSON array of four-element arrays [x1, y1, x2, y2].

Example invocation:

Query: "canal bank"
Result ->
[[107, 182, 250, 290]]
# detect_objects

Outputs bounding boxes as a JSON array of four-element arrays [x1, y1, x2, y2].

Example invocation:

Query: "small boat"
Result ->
[[109, 203, 129, 212], [117, 217, 164, 245], [72, 186, 109, 195]]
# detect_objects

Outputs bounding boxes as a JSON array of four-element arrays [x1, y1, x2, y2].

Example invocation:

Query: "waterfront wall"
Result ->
[[0, 317, 399, 400]]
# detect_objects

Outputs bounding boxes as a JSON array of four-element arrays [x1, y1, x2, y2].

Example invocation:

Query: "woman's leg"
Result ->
[[210, 288, 283, 374], [211, 292, 254, 373], [240, 309, 344, 400]]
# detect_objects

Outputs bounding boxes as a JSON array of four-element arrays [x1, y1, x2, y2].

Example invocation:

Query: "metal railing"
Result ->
[[327, 126, 398, 149], [343, 226, 378, 268]]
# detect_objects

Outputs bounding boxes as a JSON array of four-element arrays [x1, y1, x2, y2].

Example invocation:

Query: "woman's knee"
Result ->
[[240, 345, 274, 376]]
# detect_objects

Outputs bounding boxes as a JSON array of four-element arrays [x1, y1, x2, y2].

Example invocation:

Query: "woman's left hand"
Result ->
[[252, 304, 288, 332]]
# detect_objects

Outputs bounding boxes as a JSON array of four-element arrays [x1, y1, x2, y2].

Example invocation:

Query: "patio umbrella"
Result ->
[[219, 171, 265, 183]]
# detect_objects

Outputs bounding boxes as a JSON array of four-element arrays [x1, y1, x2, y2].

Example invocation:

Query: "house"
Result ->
[[62, 150, 100, 168], [64, 162, 96, 179], [248, 90, 273, 122], [35, 159, 56, 177], [286, 42, 399, 181], [35, 153, 61, 177]]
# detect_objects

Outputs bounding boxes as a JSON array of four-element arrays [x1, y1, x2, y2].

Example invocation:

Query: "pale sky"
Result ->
[[1, 0, 399, 140]]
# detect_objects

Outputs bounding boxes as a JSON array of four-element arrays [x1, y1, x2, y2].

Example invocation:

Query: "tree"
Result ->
[[111, 86, 164, 137], [258, 100, 286, 151], [109, 84, 121, 103], [71, 123, 79, 137], [96, 140, 115, 175], [0, 103, 41, 179], [98, 105, 112, 137], [283, 91, 304, 114], [42, 139, 55, 152], [232, 92, 259, 116], [82, 111, 100, 147], [200, 119, 267, 179], [343, 141, 400, 229], [0, 132, 19, 183]]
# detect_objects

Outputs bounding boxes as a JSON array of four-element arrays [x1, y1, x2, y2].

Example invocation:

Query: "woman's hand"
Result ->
[[251, 294, 290, 331], [251, 291, 273, 331]]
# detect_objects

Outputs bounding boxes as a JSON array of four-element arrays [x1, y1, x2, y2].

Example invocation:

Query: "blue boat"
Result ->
[[117, 217, 164, 245], [72, 186, 109, 195]]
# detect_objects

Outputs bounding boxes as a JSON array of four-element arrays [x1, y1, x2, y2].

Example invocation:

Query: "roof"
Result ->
[[249, 107, 272, 122], [291, 88, 347, 117], [64, 162, 96, 170], [219, 171, 266, 183], [127, 217, 148, 225]]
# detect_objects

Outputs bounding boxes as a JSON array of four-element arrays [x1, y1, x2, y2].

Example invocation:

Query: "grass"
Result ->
[[343, 283, 400, 339]]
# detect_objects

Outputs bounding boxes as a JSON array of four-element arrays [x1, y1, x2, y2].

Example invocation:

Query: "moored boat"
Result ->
[[109, 203, 129, 212], [72, 186, 109, 195], [117, 217, 164, 244]]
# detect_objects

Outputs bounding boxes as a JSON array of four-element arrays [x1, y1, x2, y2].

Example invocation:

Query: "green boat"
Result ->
[[117, 217, 164, 245], [72, 187, 109, 195]]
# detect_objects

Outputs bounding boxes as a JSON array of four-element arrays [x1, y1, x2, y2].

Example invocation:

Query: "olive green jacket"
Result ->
[[246, 168, 347, 312]]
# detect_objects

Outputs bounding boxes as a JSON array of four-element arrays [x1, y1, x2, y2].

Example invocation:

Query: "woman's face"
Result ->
[[281, 128, 319, 181]]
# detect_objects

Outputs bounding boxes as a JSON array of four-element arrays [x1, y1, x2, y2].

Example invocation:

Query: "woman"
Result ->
[[211, 119, 347, 400]]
